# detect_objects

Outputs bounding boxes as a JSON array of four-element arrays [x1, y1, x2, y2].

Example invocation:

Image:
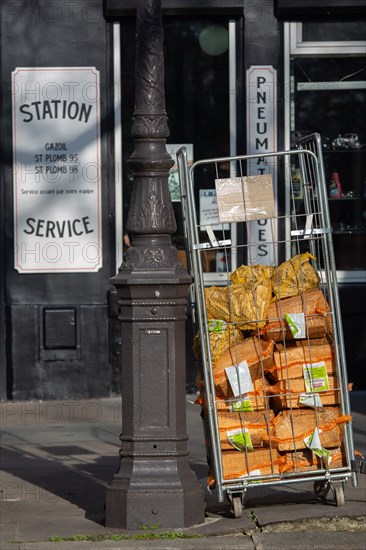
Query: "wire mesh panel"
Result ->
[[176, 134, 357, 513]]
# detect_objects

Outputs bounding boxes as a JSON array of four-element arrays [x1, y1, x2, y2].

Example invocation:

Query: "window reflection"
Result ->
[[302, 21, 366, 42]]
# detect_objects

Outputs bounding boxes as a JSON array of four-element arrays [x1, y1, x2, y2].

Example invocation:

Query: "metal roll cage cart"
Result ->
[[177, 133, 364, 518]]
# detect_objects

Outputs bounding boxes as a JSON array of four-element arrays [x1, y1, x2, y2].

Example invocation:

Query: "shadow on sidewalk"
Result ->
[[1, 438, 117, 524], [0, 427, 210, 526]]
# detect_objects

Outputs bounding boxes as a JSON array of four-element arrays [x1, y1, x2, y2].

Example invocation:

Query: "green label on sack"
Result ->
[[321, 448, 332, 468], [303, 361, 330, 392], [304, 428, 331, 465], [285, 312, 306, 338], [230, 398, 253, 412], [208, 320, 227, 334], [304, 427, 323, 458], [227, 428, 253, 452]]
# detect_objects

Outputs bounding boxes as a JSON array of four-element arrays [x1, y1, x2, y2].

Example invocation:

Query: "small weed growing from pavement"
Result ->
[[249, 510, 262, 531], [139, 521, 160, 530], [49, 531, 202, 542]]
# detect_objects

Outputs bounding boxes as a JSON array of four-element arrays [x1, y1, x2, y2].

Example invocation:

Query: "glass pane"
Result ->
[[302, 21, 366, 42], [165, 20, 229, 154], [290, 55, 366, 272], [292, 57, 366, 142]]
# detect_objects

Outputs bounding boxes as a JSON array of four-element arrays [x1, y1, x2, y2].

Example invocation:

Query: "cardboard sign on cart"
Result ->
[[215, 174, 275, 223]]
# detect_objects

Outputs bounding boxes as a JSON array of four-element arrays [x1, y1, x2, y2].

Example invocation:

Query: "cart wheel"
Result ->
[[314, 480, 331, 501], [334, 484, 345, 507], [232, 495, 243, 518]]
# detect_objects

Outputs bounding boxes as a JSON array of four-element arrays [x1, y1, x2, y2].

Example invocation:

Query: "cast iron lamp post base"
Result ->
[[105, 240, 204, 529]]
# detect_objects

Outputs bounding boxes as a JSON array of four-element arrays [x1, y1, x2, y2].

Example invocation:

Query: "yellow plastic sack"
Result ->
[[228, 265, 273, 329], [205, 286, 231, 321], [229, 282, 272, 330], [230, 264, 274, 287], [193, 323, 245, 364], [205, 280, 272, 331], [272, 252, 320, 301]]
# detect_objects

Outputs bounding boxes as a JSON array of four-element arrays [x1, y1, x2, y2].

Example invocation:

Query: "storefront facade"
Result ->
[[1, 0, 365, 400]]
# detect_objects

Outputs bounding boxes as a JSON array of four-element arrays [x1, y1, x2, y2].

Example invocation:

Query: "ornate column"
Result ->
[[105, 0, 204, 529]]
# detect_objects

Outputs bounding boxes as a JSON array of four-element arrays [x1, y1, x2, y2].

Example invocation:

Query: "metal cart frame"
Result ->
[[177, 133, 359, 517]]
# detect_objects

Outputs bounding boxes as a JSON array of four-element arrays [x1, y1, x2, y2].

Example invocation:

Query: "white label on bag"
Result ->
[[304, 428, 331, 465], [225, 360, 254, 397], [304, 427, 323, 458], [285, 312, 306, 338], [299, 393, 323, 408], [303, 361, 330, 392]]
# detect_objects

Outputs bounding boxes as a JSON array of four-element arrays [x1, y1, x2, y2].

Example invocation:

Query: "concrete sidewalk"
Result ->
[[1, 393, 365, 550]]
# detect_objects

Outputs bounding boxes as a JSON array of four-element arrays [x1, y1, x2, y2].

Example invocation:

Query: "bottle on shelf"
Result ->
[[328, 171, 342, 198]]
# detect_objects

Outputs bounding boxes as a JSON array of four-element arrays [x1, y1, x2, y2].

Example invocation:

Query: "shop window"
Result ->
[[286, 22, 366, 281]]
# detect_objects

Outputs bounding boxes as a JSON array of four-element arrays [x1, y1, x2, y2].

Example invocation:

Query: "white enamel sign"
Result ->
[[12, 67, 102, 273], [246, 65, 277, 265]]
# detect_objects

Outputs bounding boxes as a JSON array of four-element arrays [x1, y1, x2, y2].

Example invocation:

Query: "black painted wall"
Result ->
[[0, 0, 116, 400]]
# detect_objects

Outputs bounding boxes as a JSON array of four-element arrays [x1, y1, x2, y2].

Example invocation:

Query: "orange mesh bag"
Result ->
[[213, 336, 275, 397], [215, 377, 273, 412], [197, 377, 272, 415], [193, 323, 245, 365], [270, 374, 341, 410], [317, 446, 347, 470], [261, 289, 332, 342], [272, 252, 320, 301], [280, 448, 318, 473], [266, 337, 336, 382], [281, 446, 349, 474], [217, 410, 274, 450], [267, 407, 351, 452], [208, 448, 285, 486]]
